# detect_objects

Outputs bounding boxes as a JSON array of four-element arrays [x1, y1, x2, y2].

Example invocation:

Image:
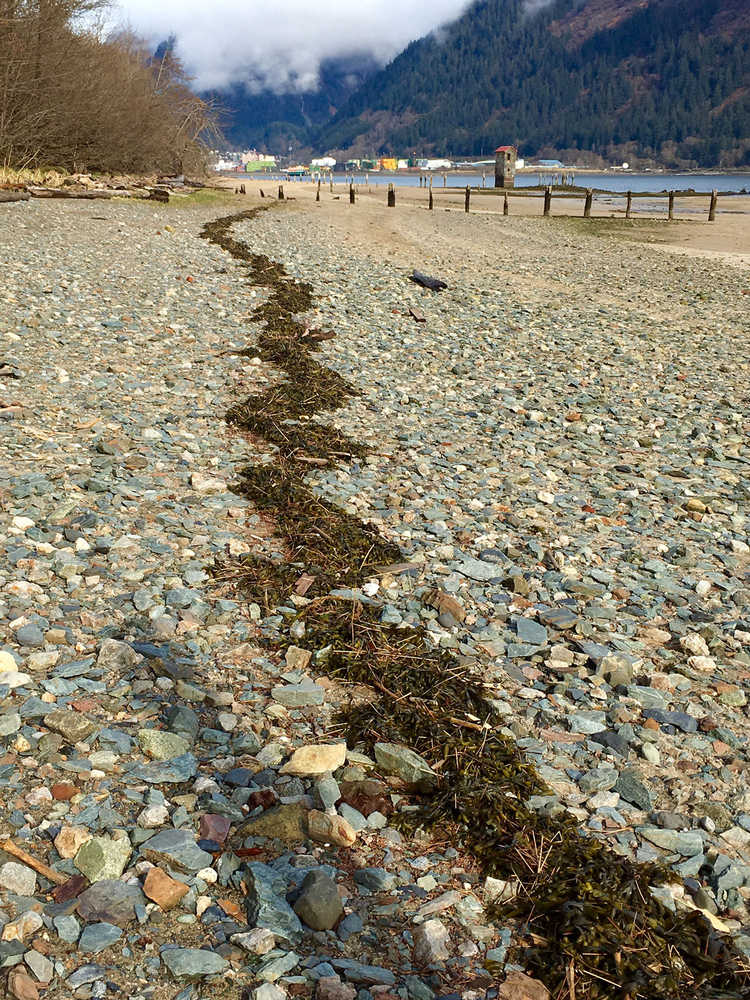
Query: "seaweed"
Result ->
[[200, 208, 750, 1000]]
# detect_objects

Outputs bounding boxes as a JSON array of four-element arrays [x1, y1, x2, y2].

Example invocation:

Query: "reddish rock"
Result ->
[[497, 972, 550, 1000], [51, 874, 89, 903], [51, 782, 77, 801], [199, 814, 231, 844], [316, 977, 357, 1000], [247, 788, 278, 810], [142, 867, 189, 910], [338, 779, 393, 818], [8, 969, 39, 1000]]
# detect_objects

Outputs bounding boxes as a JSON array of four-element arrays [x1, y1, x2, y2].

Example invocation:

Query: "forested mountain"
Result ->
[[316, 0, 750, 167], [209, 55, 379, 152]]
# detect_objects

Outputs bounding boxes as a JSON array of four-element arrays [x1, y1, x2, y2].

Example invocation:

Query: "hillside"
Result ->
[[316, 0, 750, 167], [209, 55, 379, 152]]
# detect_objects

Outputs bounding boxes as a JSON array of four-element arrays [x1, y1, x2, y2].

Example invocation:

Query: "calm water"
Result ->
[[271, 171, 750, 194]]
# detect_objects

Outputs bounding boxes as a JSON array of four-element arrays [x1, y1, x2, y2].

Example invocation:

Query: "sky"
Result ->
[[114, 1, 472, 92]]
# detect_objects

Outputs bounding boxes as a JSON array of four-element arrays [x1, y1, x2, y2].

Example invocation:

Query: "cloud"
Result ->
[[113, 1, 472, 92]]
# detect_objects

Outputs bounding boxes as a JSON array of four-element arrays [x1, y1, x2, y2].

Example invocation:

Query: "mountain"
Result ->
[[208, 54, 379, 152], [315, 0, 750, 168]]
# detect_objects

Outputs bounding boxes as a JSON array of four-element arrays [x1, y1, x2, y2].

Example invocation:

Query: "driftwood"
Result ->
[[0, 191, 30, 203], [27, 187, 113, 200], [0, 837, 67, 885], [411, 270, 447, 292]]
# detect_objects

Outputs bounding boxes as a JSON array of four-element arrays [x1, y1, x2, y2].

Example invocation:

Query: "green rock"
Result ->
[[241, 802, 308, 844], [74, 832, 132, 882], [374, 743, 437, 791], [138, 729, 190, 760]]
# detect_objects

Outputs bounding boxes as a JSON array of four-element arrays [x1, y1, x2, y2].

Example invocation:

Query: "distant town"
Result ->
[[209, 148, 595, 175]]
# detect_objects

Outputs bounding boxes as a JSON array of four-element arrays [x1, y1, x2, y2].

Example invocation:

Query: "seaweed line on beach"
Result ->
[[200, 207, 750, 1000]]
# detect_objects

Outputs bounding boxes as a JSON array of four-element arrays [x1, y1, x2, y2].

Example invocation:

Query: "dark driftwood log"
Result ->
[[28, 187, 114, 200], [0, 191, 30, 203], [411, 270, 447, 291]]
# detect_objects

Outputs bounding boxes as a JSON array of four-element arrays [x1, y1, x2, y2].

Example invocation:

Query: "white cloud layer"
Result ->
[[114, 1, 471, 92]]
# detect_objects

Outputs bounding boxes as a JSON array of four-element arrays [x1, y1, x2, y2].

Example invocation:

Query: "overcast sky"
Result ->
[[114, 1, 472, 92]]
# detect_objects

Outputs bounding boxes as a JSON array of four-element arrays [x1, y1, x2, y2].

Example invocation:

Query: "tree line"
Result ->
[[318, 0, 750, 169], [0, 1, 218, 173]]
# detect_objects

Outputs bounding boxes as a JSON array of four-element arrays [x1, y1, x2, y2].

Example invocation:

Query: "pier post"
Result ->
[[465, 185, 471, 213], [503, 192, 509, 216], [708, 189, 718, 222], [543, 186, 552, 217], [584, 189, 593, 218], [626, 190, 632, 220], [349, 183, 355, 204], [429, 189, 433, 211], [668, 190, 674, 220], [316, 179, 321, 202], [387, 184, 396, 208], [278, 185, 284, 201]]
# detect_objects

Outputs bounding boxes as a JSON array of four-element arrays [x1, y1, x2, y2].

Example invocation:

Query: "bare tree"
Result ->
[[0, 1, 218, 173]]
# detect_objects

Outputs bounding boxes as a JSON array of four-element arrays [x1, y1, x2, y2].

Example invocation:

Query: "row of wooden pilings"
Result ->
[[256, 181, 721, 221]]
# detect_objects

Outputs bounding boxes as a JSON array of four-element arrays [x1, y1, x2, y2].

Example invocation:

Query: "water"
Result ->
[[264, 171, 750, 194]]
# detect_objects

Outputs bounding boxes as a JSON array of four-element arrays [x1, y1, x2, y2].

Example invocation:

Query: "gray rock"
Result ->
[[374, 743, 437, 791], [129, 753, 198, 784], [0, 862, 36, 896], [166, 705, 200, 743], [579, 767, 619, 794], [16, 624, 45, 648], [79, 922, 123, 954], [140, 829, 212, 873], [293, 870, 343, 930], [271, 682, 325, 707], [353, 868, 396, 892], [162, 948, 229, 979], [244, 863, 303, 946], [639, 827, 705, 856], [76, 880, 145, 926], [54, 914, 81, 943], [615, 769, 653, 811], [413, 919, 451, 964]]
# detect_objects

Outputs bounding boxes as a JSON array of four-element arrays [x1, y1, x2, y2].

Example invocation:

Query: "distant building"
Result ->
[[380, 157, 398, 171], [495, 145, 516, 188], [537, 159, 563, 168], [311, 156, 336, 170]]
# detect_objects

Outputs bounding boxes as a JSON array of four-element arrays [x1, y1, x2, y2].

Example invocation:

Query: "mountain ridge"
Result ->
[[315, 0, 749, 167]]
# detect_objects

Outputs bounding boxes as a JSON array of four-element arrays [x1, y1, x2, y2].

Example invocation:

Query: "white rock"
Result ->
[[280, 743, 346, 777], [0, 861, 37, 896], [137, 805, 169, 829], [190, 472, 227, 494], [0, 670, 32, 690]]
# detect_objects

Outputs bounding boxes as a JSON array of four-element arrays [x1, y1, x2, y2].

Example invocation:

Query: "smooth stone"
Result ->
[[78, 922, 122, 954]]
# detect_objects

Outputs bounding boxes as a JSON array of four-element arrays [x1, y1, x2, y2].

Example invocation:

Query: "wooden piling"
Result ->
[[387, 183, 396, 208], [465, 185, 471, 213], [584, 188, 593, 218], [240, 184, 246, 195], [543, 186, 552, 217], [708, 189, 718, 222], [349, 183, 355, 204], [329, 178, 333, 193], [278, 185, 284, 201], [626, 190, 632, 220], [668, 190, 674, 220], [316, 179, 321, 202], [503, 192, 509, 216], [429, 189, 434, 211]]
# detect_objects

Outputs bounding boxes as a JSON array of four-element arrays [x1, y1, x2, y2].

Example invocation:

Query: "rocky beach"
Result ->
[[0, 185, 749, 1000]]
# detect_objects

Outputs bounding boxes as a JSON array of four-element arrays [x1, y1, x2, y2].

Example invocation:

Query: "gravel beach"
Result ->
[[0, 188, 749, 1000]]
